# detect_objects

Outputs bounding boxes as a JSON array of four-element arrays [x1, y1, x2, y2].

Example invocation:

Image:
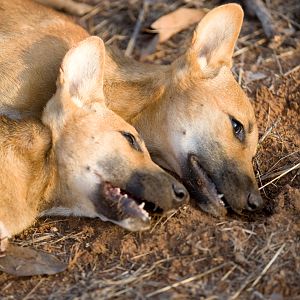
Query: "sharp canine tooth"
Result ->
[[124, 194, 128, 198], [116, 188, 121, 194], [139, 202, 145, 209], [218, 194, 224, 198]]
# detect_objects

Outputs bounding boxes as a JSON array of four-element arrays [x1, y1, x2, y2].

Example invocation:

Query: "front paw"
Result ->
[[0, 222, 10, 257]]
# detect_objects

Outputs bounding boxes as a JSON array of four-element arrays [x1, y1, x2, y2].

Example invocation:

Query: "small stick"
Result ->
[[260, 162, 299, 181], [259, 118, 280, 144], [259, 163, 300, 190], [230, 274, 253, 300], [125, 0, 150, 57], [23, 278, 45, 300], [79, 3, 102, 22], [233, 38, 266, 57], [146, 263, 228, 298], [221, 265, 236, 281], [284, 64, 300, 77], [149, 215, 164, 234], [160, 210, 178, 227], [273, 11, 300, 30], [244, 0, 276, 39], [248, 243, 285, 290], [274, 52, 283, 75]]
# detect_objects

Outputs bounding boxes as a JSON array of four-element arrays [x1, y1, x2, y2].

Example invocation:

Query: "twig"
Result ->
[[79, 3, 102, 22], [238, 29, 263, 43], [160, 210, 178, 228], [259, 163, 300, 190], [149, 215, 164, 234], [273, 11, 300, 30], [248, 243, 286, 290], [284, 64, 300, 77], [221, 265, 236, 281], [244, 0, 276, 39], [264, 50, 295, 63], [259, 118, 280, 144], [231, 244, 285, 298], [125, 0, 150, 57], [260, 163, 299, 181], [146, 263, 228, 298], [274, 52, 283, 75], [23, 278, 45, 300], [233, 38, 266, 57], [230, 274, 254, 300], [264, 151, 299, 175]]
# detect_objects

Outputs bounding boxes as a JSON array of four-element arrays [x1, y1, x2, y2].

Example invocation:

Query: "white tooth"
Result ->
[[124, 194, 128, 198], [115, 188, 121, 194], [219, 199, 225, 206], [218, 194, 224, 199], [139, 202, 145, 209], [141, 210, 150, 221]]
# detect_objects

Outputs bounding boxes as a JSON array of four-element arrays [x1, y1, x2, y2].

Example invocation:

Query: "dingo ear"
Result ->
[[59, 36, 105, 104], [188, 4, 243, 78]]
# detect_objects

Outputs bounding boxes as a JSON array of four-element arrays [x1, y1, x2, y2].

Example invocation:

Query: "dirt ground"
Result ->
[[0, 0, 299, 299]]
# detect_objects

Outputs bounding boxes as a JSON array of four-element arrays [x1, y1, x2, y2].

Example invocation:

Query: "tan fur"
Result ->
[[0, 116, 53, 236], [0, 37, 188, 253], [0, 0, 263, 215]]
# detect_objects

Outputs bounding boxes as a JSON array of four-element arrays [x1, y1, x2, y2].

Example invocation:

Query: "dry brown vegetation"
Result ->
[[0, 0, 299, 299]]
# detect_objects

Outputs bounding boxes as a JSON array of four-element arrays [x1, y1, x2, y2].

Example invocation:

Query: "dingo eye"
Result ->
[[231, 118, 245, 142], [120, 131, 142, 152]]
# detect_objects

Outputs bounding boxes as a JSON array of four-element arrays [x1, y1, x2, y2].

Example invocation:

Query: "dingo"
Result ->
[[0, 37, 188, 255], [0, 0, 263, 216]]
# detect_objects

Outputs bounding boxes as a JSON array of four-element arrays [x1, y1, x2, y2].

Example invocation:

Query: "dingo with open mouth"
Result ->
[[0, 37, 188, 256]]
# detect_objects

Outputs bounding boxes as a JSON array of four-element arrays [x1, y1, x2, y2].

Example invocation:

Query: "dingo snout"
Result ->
[[133, 4, 264, 216]]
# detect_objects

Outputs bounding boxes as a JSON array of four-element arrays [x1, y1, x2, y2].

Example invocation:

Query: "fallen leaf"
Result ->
[[244, 71, 267, 82], [0, 244, 67, 276], [151, 8, 206, 43]]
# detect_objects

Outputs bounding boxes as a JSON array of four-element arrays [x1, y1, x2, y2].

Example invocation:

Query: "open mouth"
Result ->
[[103, 183, 151, 222], [186, 155, 228, 217], [99, 181, 165, 227]]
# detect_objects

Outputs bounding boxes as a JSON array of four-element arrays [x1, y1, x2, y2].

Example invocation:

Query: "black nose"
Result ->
[[246, 192, 264, 211], [172, 183, 189, 202]]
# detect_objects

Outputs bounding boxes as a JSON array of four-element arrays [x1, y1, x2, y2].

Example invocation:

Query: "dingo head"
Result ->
[[42, 37, 188, 231], [134, 4, 263, 216]]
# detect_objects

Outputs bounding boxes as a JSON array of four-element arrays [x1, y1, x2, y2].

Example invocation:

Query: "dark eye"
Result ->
[[120, 131, 142, 152], [231, 118, 245, 142]]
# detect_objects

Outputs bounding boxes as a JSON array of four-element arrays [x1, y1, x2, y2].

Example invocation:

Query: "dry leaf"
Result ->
[[244, 71, 267, 82], [151, 8, 206, 43], [0, 244, 67, 276]]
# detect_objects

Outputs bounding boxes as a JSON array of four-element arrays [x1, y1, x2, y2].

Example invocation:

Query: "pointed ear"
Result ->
[[187, 4, 243, 78], [59, 36, 105, 104]]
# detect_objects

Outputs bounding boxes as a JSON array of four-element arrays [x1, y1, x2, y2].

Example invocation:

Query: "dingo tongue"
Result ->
[[188, 155, 227, 217]]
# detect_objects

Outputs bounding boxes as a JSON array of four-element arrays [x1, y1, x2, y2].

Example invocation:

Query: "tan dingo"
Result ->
[[0, 0, 263, 216], [0, 37, 188, 255]]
